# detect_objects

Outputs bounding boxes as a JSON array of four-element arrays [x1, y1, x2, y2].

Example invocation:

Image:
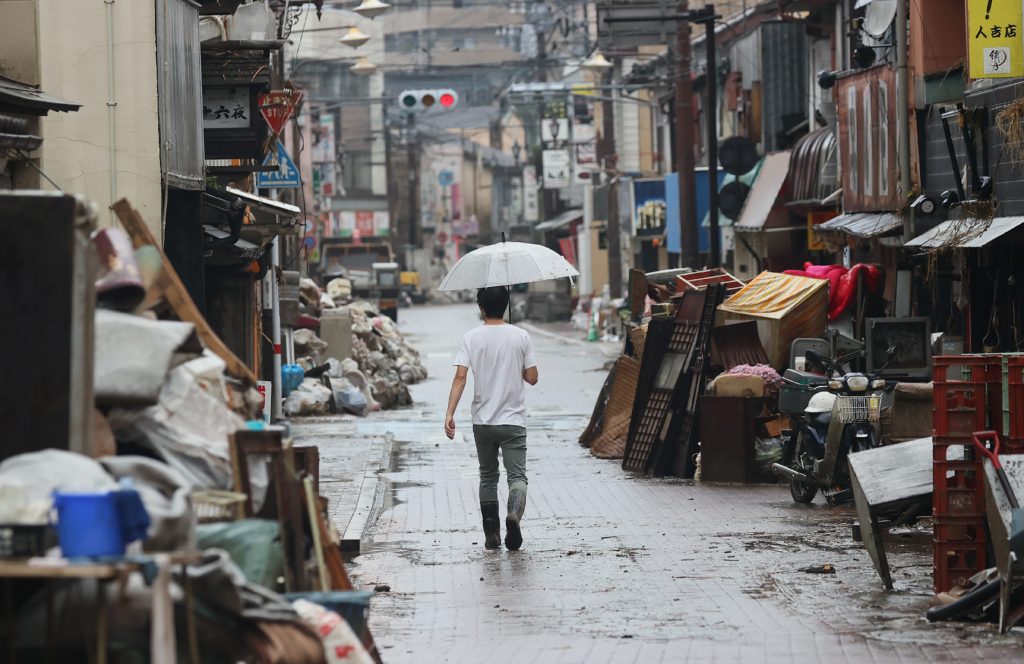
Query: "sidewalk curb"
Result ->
[[340, 435, 394, 553]]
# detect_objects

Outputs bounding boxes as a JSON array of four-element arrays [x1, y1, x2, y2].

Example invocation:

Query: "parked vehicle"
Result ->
[[772, 349, 892, 505]]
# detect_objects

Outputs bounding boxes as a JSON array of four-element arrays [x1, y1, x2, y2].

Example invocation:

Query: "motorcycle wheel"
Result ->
[[789, 433, 818, 504]]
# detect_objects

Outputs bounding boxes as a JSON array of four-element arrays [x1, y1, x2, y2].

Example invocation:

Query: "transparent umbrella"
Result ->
[[437, 238, 579, 292]]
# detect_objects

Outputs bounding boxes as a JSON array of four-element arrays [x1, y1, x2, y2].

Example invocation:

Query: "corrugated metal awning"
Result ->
[[735, 151, 791, 232], [0, 75, 80, 116], [816, 212, 902, 238], [905, 217, 1024, 249], [536, 209, 583, 232], [225, 187, 301, 218]]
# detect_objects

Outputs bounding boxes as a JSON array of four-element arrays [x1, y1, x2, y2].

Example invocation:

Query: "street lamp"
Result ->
[[339, 26, 370, 48], [350, 57, 377, 75], [581, 50, 613, 72], [353, 0, 391, 20]]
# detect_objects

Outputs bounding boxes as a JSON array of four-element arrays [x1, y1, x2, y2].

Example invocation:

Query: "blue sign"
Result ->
[[255, 141, 301, 188], [438, 169, 454, 187], [665, 169, 726, 255]]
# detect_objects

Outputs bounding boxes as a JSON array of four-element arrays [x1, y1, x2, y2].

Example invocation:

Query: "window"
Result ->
[[878, 81, 889, 196], [847, 86, 858, 195], [863, 84, 873, 197]]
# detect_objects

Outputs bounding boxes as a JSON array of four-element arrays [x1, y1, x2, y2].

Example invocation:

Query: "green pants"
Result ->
[[472, 424, 528, 503]]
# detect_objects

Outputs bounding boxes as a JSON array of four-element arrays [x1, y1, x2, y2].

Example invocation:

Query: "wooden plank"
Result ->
[[846, 437, 932, 509], [850, 464, 893, 590], [111, 199, 256, 385]]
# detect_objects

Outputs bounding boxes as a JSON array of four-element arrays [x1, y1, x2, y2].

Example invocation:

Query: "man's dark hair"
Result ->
[[476, 286, 509, 319]]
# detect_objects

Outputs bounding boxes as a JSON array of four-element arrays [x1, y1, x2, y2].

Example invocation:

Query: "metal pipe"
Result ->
[[771, 463, 812, 484], [896, 0, 912, 241], [270, 232, 284, 422], [105, 0, 118, 222]]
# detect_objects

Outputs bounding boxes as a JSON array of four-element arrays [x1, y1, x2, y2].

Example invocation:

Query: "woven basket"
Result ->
[[191, 490, 247, 523], [630, 324, 648, 360]]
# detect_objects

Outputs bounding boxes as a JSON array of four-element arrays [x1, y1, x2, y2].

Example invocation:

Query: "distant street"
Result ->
[[319, 303, 1024, 663]]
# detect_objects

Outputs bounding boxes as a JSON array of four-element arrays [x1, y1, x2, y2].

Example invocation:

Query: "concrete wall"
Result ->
[[36, 0, 162, 235]]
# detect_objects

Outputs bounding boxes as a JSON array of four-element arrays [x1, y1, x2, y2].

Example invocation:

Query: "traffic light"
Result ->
[[398, 89, 459, 112]]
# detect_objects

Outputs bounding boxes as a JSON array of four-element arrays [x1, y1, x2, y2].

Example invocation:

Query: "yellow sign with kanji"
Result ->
[[968, 0, 1024, 78]]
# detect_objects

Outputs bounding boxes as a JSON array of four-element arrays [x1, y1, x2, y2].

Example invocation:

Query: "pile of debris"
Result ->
[[284, 279, 427, 416]]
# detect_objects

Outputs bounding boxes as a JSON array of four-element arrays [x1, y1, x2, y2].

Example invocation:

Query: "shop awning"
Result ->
[[815, 211, 902, 238], [224, 187, 301, 219], [536, 208, 583, 232], [0, 75, 81, 116], [203, 225, 263, 260], [905, 216, 1024, 249], [734, 151, 791, 232]]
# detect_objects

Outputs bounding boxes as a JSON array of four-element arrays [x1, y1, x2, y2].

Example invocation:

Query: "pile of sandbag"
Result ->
[[287, 279, 428, 415]]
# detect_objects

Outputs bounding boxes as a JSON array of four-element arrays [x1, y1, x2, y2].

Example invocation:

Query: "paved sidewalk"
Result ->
[[312, 304, 1024, 662]]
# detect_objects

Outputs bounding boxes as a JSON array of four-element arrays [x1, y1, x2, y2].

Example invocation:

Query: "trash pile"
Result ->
[[284, 279, 427, 417], [0, 200, 382, 662]]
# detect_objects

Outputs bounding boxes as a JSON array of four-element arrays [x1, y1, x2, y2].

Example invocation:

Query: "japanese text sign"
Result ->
[[258, 90, 303, 135], [969, 0, 1023, 78]]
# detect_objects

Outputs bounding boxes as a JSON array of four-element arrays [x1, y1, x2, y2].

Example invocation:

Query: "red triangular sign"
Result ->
[[258, 90, 303, 135]]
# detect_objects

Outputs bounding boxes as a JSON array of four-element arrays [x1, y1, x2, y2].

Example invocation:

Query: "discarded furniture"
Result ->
[[849, 437, 933, 590], [982, 450, 1024, 632], [698, 396, 770, 483], [716, 271, 829, 370], [229, 429, 308, 592], [0, 553, 200, 664], [0, 192, 95, 461]]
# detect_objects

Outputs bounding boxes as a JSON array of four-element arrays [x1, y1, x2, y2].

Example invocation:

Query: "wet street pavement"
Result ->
[[314, 304, 1024, 662]]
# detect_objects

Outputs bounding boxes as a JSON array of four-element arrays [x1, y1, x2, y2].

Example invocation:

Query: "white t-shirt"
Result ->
[[453, 323, 537, 426]]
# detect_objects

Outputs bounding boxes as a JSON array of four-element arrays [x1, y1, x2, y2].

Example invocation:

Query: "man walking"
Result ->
[[444, 286, 538, 551]]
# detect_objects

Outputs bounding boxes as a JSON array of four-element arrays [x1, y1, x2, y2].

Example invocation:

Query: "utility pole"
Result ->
[[675, 1, 700, 268], [406, 112, 419, 270], [602, 68, 622, 298], [702, 5, 720, 268]]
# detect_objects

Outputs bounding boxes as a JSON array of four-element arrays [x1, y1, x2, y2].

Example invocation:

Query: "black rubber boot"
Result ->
[[504, 489, 526, 551], [481, 501, 501, 550]]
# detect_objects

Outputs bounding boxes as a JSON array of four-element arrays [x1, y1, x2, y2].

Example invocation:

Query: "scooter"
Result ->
[[772, 349, 889, 505]]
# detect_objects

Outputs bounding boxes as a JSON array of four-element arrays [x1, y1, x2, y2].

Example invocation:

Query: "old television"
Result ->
[[865, 317, 932, 379]]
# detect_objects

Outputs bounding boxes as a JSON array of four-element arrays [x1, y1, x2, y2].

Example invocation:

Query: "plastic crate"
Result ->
[[934, 540, 987, 594], [933, 438, 986, 518], [933, 516, 985, 544], [1006, 356, 1024, 440], [933, 356, 1002, 438]]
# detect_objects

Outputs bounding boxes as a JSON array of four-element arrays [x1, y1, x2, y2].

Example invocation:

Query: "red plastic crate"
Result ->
[[933, 438, 985, 518], [1007, 356, 1024, 440], [933, 516, 985, 544], [933, 356, 1002, 438], [934, 540, 987, 593]]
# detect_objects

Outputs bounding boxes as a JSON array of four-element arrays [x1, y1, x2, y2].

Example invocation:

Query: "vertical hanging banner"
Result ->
[[968, 0, 1024, 78]]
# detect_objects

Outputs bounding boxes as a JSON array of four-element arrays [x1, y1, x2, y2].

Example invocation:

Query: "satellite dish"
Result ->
[[863, 0, 896, 39], [719, 136, 759, 176], [719, 180, 751, 220]]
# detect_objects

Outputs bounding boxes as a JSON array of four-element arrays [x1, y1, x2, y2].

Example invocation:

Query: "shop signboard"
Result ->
[[632, 178, 667, 237], [373, 211, 390, 236], [968, 0, 1023, 78], [523, 165, 540, 222], [203, 87, 251, 129], [310, 113, 336, 163], [355, 211, 375, 237], [543, 149, 572, 189], [338, 211, 356, 238]]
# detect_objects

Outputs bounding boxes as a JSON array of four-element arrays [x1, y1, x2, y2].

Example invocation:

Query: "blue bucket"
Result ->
[[52, 490, 150, 558]]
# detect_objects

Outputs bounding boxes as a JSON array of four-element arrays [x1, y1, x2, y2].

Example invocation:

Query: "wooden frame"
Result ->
[[229, 429, 308, 592]]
